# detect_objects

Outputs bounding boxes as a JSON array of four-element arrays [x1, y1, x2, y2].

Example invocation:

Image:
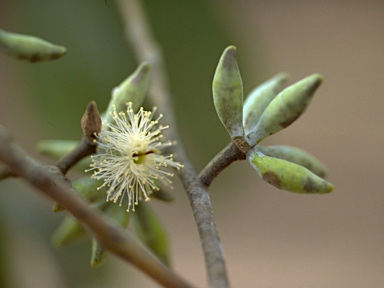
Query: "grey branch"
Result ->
[[0, 125, 194, 288], [115, 0, 232, 287]]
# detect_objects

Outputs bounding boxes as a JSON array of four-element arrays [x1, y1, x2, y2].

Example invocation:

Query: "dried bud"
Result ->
[[212, 46, 244, 139], [246, 74, 323, 146], [0, 29, 66, 62], [258, 145, 327, 177], [81, 101, 102, 144], [103, 62, 151, 124], [243, 73, 289, 133], [247, 148, 334, 193]]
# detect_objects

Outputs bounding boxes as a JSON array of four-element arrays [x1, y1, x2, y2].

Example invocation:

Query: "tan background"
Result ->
[[1, 0, 384, 287]]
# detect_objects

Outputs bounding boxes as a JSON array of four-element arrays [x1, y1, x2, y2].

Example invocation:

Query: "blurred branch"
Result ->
[[0, 125, 194, 288], [115, 1, 232, 287]]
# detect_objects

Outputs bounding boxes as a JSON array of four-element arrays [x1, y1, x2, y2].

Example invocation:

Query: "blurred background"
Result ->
[[1, 0, 384, 287]]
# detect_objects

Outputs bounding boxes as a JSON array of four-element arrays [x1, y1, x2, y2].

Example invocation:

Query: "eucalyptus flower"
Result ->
[[87, 102, 183, 211]]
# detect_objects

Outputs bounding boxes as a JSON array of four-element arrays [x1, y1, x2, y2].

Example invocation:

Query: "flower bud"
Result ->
[[243, 73, 289, 133], [246, 74, 323, 146], [247, 148, 334, 193], [0, 29, 66, 62], [72, 177, 105, 203], [212, 46, 244, 139], [103, 62, 151, 124], [258, 145, 327, 177], [133, 204, 170, 266]]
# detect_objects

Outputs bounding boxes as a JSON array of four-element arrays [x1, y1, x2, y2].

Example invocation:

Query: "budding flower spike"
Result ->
[[86, 102, 183, 212]]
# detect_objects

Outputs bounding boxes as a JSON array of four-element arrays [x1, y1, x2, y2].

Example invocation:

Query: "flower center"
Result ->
[[132, 150, 155, 164]]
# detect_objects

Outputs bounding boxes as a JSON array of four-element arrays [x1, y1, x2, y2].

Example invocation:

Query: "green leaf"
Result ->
[[0, 29, 66, 62], [212, 46, 244, 139], [258, 145, 328, 177], [247, 147, 334, 193], [243, 73, 289, 133], [246, 74, 323, 146], [133, 203, 171, 266]]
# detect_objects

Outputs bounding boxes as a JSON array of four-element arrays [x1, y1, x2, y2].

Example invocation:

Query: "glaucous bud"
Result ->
[[212, 46, 244, 139], [247, 147, 334, 193], [0, 29, 66, 62], [258, 145, 327, 177], [103, 62, 151, 124], [243, 73, 289, 133], [246, 74, 322, 146]]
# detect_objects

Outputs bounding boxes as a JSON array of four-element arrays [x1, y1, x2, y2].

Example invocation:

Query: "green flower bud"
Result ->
[[247, 148, 334, 193], [0, 29, 66, 62], [133, 204, 170, 266], [103, 62, 151, 124], [212, 46, 244, 139], [246, 74, 323, 146], [243, 73, 289, 133], [90, 203, 130, 267], [258, 145, 327, 177], [51, 216, 86, 248]]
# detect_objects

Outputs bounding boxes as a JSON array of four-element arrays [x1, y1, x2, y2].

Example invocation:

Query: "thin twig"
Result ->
[[0, 126, 194, 288], [115, 1, 230, 287], [198, 142, 245, 187], [56, 137, 96, 174]]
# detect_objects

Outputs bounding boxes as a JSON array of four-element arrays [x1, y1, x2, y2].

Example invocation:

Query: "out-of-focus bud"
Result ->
[[133, 203, 170, 266], [246, 74, 323, 146], [72, 177, 105, 203], [90, 238, 106, 268], [212, 46, 244, 139], [90, 203, 130, 267], [103, 62, 151, 124], [0, 29, 66, 62], [258, 145, 327, 177], [247, 147, 334, 193], [51, 216, 86, 248], [243, 73, 289, 133]]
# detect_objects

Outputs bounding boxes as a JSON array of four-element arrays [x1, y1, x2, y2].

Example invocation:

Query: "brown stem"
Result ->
[[0, 126, 194, 288]]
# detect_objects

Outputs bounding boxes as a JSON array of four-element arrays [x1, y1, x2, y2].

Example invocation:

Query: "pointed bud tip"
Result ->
[[222, 45, 237, 61]]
